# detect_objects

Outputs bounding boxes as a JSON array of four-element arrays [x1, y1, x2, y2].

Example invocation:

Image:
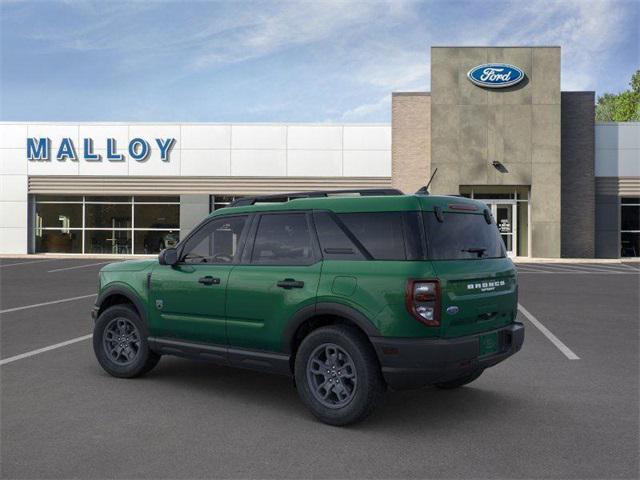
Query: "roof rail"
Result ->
[[227, 188, 404, 207]]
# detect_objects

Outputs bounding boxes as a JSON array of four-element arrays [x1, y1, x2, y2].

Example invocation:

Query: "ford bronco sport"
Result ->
[[92, 189, 524, 425]]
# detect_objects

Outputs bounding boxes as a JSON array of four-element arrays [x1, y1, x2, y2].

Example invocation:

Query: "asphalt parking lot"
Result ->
[[1, 258, 638, 479]]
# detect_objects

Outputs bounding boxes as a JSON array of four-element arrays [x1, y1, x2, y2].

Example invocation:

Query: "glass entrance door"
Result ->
[[482, 202, 517, 257]]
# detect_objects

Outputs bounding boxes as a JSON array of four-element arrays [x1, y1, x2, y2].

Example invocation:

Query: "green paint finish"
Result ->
[[96, 194, 519, 359]]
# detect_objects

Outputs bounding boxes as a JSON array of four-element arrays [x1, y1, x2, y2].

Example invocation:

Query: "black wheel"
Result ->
[[435, 369, 483, 389], [294, 325, 385, 426], [93, 304, 160, 378]]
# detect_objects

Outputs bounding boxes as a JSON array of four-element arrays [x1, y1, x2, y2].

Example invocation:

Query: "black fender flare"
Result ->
[[95, 284, 148, 325], [282, 302, 381, 354]]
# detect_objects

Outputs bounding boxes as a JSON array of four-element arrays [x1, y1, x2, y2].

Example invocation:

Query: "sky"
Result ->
[[1, 0, 638, 123]]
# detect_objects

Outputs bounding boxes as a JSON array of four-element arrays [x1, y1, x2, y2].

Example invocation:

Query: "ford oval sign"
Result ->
[[467, 63, 524, 88]]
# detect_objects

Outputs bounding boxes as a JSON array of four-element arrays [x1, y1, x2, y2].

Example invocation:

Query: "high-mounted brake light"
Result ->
[[405, 279, 440, 327], [448, 203, 477, 211]]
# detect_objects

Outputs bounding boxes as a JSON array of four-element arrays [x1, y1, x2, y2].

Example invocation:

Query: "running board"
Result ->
[[148, 337, 291, 376]]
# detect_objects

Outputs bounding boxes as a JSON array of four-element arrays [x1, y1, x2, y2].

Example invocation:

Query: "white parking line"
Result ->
[[0, 334, 92, 366], [48, 262, 111, 273], [0, 259, 57, 268], [518, 303, 580, 360], [0, 294, 97, 314]]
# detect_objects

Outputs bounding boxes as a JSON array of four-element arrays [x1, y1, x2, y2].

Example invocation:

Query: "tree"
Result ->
[[595, 70, 640, 122]]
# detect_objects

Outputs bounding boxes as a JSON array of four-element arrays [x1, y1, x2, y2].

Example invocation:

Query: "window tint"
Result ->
[[337, 212, 408, 260], [313, 212, 365, 260], [423, 212, 505, 260], [182, 216, 247, 264], [252, 214, 314, 265]]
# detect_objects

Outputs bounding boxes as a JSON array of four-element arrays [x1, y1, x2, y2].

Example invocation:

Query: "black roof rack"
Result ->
[[227, 188, 404, 207]]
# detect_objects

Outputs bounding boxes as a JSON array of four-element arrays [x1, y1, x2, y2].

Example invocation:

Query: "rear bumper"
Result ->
[[371, 322, 524, 390]]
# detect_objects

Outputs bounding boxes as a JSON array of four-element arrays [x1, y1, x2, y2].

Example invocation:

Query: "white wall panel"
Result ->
[[287, 126, 342, 150], [128, 150, 181, 176], [0, 201, 28, 228], [0, 124, 28, 149], [27, 158, 80, 176], [181, 125, 231, 149], [231, 150, 286, 176], [595, 123, 640, 177], [181, 150, 231, 176], [343, 150, 391, 177], [231, 125, 286, 149], [618, 149, 640, 177], [0, 174, 28, 201], [78, 151, 129, 176], [343, 126, 391, 150], [0, 149, 27, 175], [617, 123, 640, 149], [128, 125, 181, 150], [287, 150, 342, 176], [594, 125, 618, 150], [0, 227, 28, 254]]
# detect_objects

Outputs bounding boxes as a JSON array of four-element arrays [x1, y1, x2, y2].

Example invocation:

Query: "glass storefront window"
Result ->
[[36, 203, 83, 229], [85, 204, 132, 229], [35, 229, 82, 253], [134, 230, 180, 254], [134, 204, 179, 229], [34, 195, 180, 255], [621, 198, 640, 257], [86, 230, 132, 254], [134, 196, 179, 203]]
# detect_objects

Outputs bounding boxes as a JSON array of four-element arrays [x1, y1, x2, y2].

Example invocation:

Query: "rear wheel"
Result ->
[[93, 304, 160, 378], [294, 325, 385, 426], [435, 369, 483, 389]]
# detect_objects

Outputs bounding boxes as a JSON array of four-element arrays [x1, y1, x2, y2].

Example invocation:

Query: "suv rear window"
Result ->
[[423, 212, 505, 260]]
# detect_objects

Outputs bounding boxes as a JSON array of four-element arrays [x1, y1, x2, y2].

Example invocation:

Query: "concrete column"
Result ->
[[179, 195, 210, 240]]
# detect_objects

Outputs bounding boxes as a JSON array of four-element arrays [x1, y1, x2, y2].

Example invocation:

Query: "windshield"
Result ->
[[423, 211, 506, 260]]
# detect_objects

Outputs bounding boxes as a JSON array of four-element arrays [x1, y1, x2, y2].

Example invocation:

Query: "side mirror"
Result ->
[[159, 248, 178, 266]]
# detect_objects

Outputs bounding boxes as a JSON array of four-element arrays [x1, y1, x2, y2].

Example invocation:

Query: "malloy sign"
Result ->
[[26, 137, 176, 162]]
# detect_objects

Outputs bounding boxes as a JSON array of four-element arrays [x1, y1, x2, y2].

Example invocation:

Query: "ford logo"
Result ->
[[467, 63, 524, 89]]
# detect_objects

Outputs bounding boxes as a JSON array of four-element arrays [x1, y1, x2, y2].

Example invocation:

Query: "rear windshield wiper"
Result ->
[[461, 247, 487, 258]]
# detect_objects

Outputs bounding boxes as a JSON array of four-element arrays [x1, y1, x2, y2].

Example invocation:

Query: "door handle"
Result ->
[[277, 278, 305, 289], [198, 276, 220, 286]]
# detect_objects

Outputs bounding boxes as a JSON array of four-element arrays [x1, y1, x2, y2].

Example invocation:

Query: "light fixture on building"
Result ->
[[492, 160, 509, 173]]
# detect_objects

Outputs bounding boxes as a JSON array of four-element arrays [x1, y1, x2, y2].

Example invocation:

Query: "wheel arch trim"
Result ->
[[282, 302, 380, 354], [95, 284, 148, 325]]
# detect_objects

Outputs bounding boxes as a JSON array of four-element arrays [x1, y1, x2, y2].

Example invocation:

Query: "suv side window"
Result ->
[[338, 212, 424, 260], [181, 215, 248, 264], [313, 211, 366, 260], [251, 213, 314, 265]]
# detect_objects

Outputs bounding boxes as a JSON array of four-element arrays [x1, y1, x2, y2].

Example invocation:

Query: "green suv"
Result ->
[[92, 189, 524, 425]]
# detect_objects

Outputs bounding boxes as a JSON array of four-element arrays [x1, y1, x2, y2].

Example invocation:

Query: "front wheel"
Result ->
[[93, 304, 160, 378], [294, 325, 385, 426]]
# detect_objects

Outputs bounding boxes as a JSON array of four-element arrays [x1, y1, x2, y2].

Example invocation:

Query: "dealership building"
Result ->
[[1, 46, 638, 258]]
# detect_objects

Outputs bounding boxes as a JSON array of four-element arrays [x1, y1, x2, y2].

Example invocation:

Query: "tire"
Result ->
[[435, 369, 483, 389], [93, 304, 160, 378], [294, 325, 385, 426]]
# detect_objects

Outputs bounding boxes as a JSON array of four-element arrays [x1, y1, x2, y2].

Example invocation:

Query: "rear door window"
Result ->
[[251, 213, 315, 265], [313, 212, 365, 260], [423, 212, 505, 260]]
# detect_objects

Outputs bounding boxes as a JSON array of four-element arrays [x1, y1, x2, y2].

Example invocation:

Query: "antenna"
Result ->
[[415, 168, 438, 195], [425, 168, 438, 191]]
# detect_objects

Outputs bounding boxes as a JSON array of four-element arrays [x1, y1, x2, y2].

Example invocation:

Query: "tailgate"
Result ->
[[432, 258, 517, 338]]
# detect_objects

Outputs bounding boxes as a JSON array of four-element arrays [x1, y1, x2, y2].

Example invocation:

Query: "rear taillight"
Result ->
[[405, 279, 440, 327]]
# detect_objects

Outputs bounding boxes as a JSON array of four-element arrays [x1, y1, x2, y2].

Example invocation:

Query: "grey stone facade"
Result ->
[[429, 46, 562, 257], [561, 92, 596, 257], [179, 194, 210, 238]]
